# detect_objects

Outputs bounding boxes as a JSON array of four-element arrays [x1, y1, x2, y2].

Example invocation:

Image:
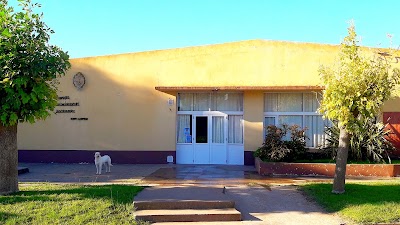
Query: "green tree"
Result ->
[[319, 23, 400, 194], [0, 0, 70, 195]]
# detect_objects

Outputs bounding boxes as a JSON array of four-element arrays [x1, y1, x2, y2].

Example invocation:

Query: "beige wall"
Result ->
[[383, 97, 400, 112], [18, 55, 177, 151], [157, 40, 339, 87], [243, 91, 264, 151], [17, 39, 400, 152]]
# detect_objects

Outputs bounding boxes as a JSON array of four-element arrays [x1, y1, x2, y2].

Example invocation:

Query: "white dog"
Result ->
[[94, 152, 112, 174]]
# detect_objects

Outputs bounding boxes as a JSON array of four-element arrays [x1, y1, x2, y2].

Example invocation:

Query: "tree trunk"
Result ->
[[0, 124, 19, 195], [332, 126, 350, 194]]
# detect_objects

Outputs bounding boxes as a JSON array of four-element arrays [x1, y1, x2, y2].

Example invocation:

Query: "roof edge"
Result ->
[[155, 86, 324, 92]]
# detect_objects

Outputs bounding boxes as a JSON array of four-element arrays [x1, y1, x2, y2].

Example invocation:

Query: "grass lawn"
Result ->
[[0, 183, 148, 225], [300, 180, 400, 224], [293, 159, 400, 164]]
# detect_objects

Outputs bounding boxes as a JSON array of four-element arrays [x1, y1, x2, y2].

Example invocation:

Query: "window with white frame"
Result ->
[[264, 92, 328, 148], [178, 93, 243, 112]]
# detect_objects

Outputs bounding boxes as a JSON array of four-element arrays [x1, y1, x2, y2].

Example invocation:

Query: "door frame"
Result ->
[[192, 112, 228, 164], [209, 114, 228, 164], [176, 111, 243, 165], [193, 114, 211, 164]]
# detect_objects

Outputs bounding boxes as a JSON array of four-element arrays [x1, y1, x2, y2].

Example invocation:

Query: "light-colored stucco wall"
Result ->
[[17, 39, 400, 152], [18, 55, 177, 151], [157, 40, 339, 87], [243, 91, 264, 151], [383, 97, 400, 112]]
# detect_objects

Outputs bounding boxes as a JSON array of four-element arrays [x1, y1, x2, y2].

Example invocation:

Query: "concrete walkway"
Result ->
[[18, 163, 166, 184], [18, 163, 348, 224], [135, 184, 347, 225]]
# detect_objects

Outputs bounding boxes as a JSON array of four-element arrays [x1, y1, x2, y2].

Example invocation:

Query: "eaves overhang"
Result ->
[[155, 86, 324, 92]]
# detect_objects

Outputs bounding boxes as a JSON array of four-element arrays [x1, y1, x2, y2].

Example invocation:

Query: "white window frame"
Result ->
[[263, 92, 326, 148], [177, 92, 244, 112]]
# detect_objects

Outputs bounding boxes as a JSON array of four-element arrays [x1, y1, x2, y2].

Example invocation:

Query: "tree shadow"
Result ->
[[0, 184, 145, 205]]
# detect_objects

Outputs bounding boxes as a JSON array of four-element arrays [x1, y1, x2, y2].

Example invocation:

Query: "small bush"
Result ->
[[321, 118, 394, 163], [254, 124, 308, 162]]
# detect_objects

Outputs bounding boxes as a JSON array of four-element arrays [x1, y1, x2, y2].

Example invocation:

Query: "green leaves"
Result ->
[[1, 77, 10, 84], [1, 28, 11, 38], [323, 119, 394, 163], [0, 0, 71, 126], [21, 92, 30, 104], [9, 112, 18, 124], [319, 23, 400, 134]]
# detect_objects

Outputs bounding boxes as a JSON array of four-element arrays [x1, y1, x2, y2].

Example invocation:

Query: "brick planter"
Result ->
[[255, 157, 400, 177]]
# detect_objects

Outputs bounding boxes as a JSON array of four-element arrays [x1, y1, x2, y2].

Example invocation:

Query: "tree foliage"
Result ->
[[319, 24, 400, 133], [319, 23, 400, 193], [0, 0, 70, 126]]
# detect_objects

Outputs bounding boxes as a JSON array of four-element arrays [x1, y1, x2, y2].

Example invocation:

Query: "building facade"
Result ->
[[17, 40, 400, 165]]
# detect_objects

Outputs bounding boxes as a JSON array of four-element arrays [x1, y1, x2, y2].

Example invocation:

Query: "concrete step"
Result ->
[[134, 200, 235, 210], [135, 208, 241, 222], [154, 222, 266, 225]]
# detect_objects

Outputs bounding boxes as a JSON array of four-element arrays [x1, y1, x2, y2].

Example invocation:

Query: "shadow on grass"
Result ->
[[0, 212, 18, 222], [0, 184, 145, 205], [301, 182, 400, 212]]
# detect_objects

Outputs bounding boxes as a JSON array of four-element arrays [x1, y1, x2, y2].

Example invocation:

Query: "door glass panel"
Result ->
[[212, 116, 224, 143], [228, 115, 243, 144], [177, 115, 192, 143], [196, 116, 208, 143]]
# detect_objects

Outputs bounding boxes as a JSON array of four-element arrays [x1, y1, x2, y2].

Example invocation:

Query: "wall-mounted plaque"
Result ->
[[73, 72, 85, 89]]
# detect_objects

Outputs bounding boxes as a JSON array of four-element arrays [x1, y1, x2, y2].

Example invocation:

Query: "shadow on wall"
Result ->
[[18, 58, 176, 164], [243, 120, 264, 166]]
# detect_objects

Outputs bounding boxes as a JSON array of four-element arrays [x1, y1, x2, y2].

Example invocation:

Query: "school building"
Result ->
[[17, 40, 400, 165]]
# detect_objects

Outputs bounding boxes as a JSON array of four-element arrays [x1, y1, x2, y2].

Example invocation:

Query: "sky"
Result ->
[[8, 0, 400, 58]]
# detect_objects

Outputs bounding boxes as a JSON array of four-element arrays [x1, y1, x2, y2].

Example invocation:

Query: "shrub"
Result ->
[[286, 124, 308, 160], [322, 118, 394, 163], [254, 124, 308, 162]]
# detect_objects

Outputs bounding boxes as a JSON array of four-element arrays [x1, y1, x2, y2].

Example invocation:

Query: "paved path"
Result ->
[[135, 184, 347, 225], [18, 163, 166, 184], [225, 185, 346, 225], [18, 163, 348, 224]]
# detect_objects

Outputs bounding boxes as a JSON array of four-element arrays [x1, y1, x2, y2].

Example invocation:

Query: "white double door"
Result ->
[[193, 113, 228, 164]]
